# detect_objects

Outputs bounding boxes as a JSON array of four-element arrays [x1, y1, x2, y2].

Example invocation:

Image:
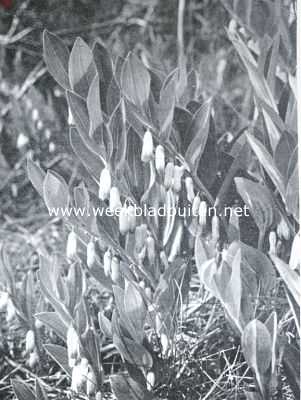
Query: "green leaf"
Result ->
[[44, 344, 72, 376], [69, 37, 96, 98], [285, 163, 298, 222], [110, 373, 152, 400], [43, 170, 69, 212], [43, 30, 70, 90], [98, 311, 112, 338], [27, 158, 46, 198], [92, 40, 113, 113], [242, 319, 272, 397], [246, 133, 286, 200], [35, 378, 48, 400], [35, 312, 67, 340], [121, 52, 150, 109], [185, 98, 212, 172], [12, 380, 35, 400], [124, 282, 147, 344], [69, 127, 104, 183], [113, 334, 153, 369], [235, 177, 276, 235], [87, 74, 103, 139], [108, 100, 127, 172], [270, 254, 301, 305]]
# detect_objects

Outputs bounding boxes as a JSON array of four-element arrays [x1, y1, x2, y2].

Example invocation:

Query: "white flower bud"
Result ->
[[268, 231, 277, 255], [277, 218, 290, 241], [25, 330, 35, 354], [146, 371, 155, 391], [109, 186, 122, 212], [17, 133, 29, 149], [155, 145, 165, 174], [6, 298, 16, 323], [103, 249, 112, 277], [67, 325, 80, 366], [198, 201, 207, 227], [289, 232, 300, 270], [192, 195, 201, 216], [135, 224, 148, 253], [96, 392, 103, 400], [32, 109, 39, 122], [98, 168, 111, 201], [86, 368, 97, 396], [119, 206, 130, 235], [127, 205, 136, 232], [141, 130, 153, 162], [173, 166, 184, 193], [211, 215, 220, 241], [86, 241, 96, 268], [66, 230, 77, 261], [146, 236, 156, 265], [0, 291, 9, 312], [28, 351, 39, 368], [68, 106, 75, 125], [160, 333, 169, 357], [35, 318, 43, 330], [164, 162, 174, 190], [185, 177, 195, 203], [145, 287, 152, 301], [111, 256, 120, 283]]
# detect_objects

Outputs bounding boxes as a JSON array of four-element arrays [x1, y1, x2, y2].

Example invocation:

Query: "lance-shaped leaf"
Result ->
[[158, 73, 176, 141], [35, 378, 48, 400], [246, 134, 286, 201], [121, 52, 150, 109], [185, 98, 212, 172], [43, 30, 70, 90], [12, 380, 35, 400], [242, 319, 272, 397], [69, 37, 96, 98], [286, 163, 299, 222], [270, 254, 301, 305], [35, 312, 67, 340], [92, 40, 113, 113], [113, 334, 153, 369], [110, 373, 152, 400], [235, 177, 276, 235], [44, 344, 72, 376], [27, 158, 46, 198], [67, 90, 89, 136], [124, 282, 147, 344], [87, 74, 103, 139], [108, 100, 127, 172], [43, 170, 69, 212]]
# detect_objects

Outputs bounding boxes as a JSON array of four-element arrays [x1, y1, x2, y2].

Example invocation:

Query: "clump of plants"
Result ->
[[0, 1, 298, 399]]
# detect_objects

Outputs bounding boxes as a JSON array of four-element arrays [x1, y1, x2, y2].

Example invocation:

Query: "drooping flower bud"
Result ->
[[127, 205, 136, 232], [68, 106, 75, 125], [96, 392, 103, 400], [28, 351, 39, 369], [139, 280, 146, 289], [268, 231, 277, 255], [109, 186, 122, 212], [185, 177, 195, 203], [0, 291, 9, 312], [155, 145, 165, 174], [66, 230, 77, 261], [192, 195, 201, 216], [146, 371, 155, 391], [103, 249, 112, 277], [141, 130, 153, 162], [277, 218, 290, 241], [6, 298, 16, 323], [173, 166, 184, 193], [119, 205, 130, 235], [145, 287, 152, 301], [146, 236, 156, 265], [67, 325, 80, 367], [98, 167, 111, 201], [211, 215, 220, 241], [198, 201, 207, 228], [164, 162, 174, 190], [160, 333, 169, 357], [71, 359, 88, 393], [35, 318, 43, 330], [25, 330, 35, 354], [135, 224, 148, 253], [86, 368, 97, 396], [32, 109, 39, 122], [111, 256, 120, 283], [87, 241, 96, 268]]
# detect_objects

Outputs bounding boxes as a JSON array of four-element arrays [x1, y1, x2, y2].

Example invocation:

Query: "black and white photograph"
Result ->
[[0, 1, 299, 399]]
